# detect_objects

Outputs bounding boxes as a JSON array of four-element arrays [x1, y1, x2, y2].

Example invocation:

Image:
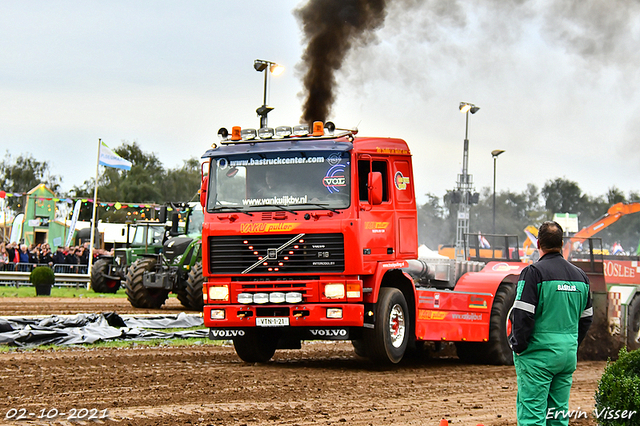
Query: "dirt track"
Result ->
[[0, 297, 606, 426]]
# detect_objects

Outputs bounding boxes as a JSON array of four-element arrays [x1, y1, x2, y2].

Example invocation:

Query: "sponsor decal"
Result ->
[[240, 223, 301, 233], [434, 293, 440, 308], [327, 153, 342, 166], [242, 195, 308, 206], [491, 262, 512, 271], [323, 176, 346, 187], [382, 261, 406, 269], [557, 283, 578, 292], [394, 171, 410, 190], [308, 328, 349, 339], [324, 164, 347, 194], [365, 222, 389, 230], [604, 260, 637, 278], [209, 329, 246, 338], [469, 295, 488, 309], [375, 147, 410, 155], [418, 310, 448, 320], [450, 312, 483, 321]]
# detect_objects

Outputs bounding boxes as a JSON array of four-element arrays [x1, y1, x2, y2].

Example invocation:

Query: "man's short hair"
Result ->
[[538, 221, 563, 252]]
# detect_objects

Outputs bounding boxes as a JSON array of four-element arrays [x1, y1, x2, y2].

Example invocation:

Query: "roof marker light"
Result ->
[[312, 121, 324, 136], [258, 127, 275, 139], [241, 129, 257, 140], [275, 126, 293, 137], [293, 124, 309, 136], [231, 126, 242, 141]]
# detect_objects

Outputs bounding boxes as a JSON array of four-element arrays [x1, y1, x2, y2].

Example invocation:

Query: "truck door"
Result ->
[[357, 156, 395, 262]]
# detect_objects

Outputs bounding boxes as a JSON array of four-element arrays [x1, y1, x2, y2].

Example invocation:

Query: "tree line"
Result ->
[[0, 142, 201, 223], [1, 143, 639, 252], [419, 181, 640, 254]]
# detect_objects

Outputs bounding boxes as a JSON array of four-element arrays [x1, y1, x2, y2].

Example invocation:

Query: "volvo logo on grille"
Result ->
[[267, 248, 278, 259], [210, 329, 245, 338]]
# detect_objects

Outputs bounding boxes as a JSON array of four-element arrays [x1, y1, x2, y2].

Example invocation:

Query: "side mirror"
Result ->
[[200, 175, 209, 208], [368, 171, 383, 205], [158, 206, 168, 223], [170, 212, 180, 236]]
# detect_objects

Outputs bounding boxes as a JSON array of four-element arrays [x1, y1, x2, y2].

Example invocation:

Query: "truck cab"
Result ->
[[200, 123, 521, 364]]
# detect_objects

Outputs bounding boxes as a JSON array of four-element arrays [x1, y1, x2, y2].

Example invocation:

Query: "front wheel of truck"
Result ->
[[364, 287, 409, 364], [233, 330, 278, 363]]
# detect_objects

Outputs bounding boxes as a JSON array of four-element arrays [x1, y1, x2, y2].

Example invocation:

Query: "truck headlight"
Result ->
[[324, 283, 345, 299], [208, 285, 229, 301]]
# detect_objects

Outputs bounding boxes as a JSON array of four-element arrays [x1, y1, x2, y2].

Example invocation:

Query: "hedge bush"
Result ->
[[594, 347, 640, 426], [29, 266, 55, 286]]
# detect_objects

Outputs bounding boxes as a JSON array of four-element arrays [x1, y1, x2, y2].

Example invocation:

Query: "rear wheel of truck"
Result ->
[[233, 330, 278, 363], [364, 287, 409, 364], [627, 294, 640, 351], [90, 258, 121, 293], [124, 258, 169, 309]]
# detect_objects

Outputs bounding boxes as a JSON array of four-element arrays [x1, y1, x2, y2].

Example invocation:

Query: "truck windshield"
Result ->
[[206, 150, 350, 212], [132, 225, 165, 246]]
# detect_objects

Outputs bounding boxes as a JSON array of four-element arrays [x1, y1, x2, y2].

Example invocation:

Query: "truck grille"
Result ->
[[208, 233, 344, 274]]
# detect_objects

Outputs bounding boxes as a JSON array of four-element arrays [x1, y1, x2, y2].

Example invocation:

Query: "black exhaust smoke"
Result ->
[[295, 0, 388, 125]]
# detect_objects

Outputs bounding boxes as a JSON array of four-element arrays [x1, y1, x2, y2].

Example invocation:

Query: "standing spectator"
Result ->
[[19, 244, 29, 263], [52, 246, 66, 265], [39, 245, 54, 266], [0, 243, 9, 271], [28, 246, 40, 264], [508, 221, 593, 426], [6, 242, 20, 264]]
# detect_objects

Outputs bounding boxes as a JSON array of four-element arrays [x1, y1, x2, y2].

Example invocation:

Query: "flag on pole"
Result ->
[[99, 141, 132, 170], [479, 234, 491, 249]]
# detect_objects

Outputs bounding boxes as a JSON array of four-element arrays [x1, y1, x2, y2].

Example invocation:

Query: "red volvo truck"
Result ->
[[198, 122, 531, 364]]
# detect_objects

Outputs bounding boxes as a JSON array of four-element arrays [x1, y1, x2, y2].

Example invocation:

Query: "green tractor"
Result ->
[[124, 203, 204, 311], [90, 221, 167, 293]]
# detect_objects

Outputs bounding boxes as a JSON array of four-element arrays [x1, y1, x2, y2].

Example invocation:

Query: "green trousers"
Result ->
[[514, 346, 577, 426]]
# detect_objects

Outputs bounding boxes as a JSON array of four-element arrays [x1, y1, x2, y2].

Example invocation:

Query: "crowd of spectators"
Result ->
[[0, 242, 113, 272]]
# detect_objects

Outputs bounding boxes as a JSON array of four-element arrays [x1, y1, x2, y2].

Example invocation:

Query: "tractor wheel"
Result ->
[[90, 258, 120, 293], [627, 294, 640, 351], [124, 258, 169, 309], [363, 287, 410, 364], [185, 262, 204, 311], [233, 330, 278, 363], [176, 262, 204, 311]]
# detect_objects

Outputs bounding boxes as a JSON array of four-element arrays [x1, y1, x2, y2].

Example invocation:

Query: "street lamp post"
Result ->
[[455, 102, 480, 260], [491, 149, 505, 236], [254, 59, 284, 129]]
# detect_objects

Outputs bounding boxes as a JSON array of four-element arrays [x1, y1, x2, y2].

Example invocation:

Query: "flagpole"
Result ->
[[87, 139, 101, 289]]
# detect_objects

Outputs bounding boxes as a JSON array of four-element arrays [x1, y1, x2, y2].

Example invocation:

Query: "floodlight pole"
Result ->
[[254, 59, 283, 129], [492, 149, 505, 235], [455, 102, 479, 260]]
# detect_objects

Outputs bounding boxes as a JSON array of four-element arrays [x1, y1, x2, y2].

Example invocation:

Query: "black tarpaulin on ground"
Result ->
[[0, 312, 207, 347]]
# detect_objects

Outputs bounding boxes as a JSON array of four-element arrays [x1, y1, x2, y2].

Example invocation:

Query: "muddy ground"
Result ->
[[0, 297, 606, 426]]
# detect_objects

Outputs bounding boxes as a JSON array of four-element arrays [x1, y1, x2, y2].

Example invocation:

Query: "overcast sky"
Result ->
[[2, 0, 639, 206]]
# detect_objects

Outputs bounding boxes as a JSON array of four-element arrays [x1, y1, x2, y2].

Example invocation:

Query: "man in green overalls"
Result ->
[[509, 221, 593, 426]]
